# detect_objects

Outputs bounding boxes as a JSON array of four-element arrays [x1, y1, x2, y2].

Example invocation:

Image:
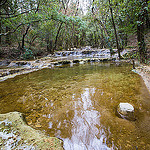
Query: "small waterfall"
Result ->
[[53, 48, 112, 59]]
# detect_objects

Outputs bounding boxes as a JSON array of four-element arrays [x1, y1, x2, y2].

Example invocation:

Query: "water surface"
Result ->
[[0, 62, 150, 149]]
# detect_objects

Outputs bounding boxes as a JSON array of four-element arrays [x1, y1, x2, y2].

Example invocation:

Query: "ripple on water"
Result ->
[[63, 88, 112, 150]]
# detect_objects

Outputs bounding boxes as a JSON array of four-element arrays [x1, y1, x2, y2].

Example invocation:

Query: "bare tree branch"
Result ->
[[0, 20, 41, 36], [0, 0, 7, 7], [75, 0, 79, 16], [0, 23, 23, 36], [0, 9, 38, 18], [0, 5, 70, 37], [35, 0, 40, 14]]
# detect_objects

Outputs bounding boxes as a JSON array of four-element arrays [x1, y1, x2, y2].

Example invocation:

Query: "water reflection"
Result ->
[[63, 88, 111, 150]]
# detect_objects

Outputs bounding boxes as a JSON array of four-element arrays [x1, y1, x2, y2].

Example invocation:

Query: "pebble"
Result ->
[[140, 141, 145, 145], [35, 124, 41, 128], [125, 144, 132, 149]]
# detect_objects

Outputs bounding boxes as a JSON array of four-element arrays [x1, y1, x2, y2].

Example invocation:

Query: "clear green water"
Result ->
[[0, 62, 150, 149]]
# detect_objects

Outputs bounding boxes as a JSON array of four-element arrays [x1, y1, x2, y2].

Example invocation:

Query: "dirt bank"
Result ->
[[133, 64, 150, 93]]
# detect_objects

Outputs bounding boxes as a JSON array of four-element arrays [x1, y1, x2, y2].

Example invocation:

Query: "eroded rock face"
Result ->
[[117, 103, 135, 121], [0, 112, 63, 150], [1, 47, 130, 81], [0, 60, 11, 67], [7, 62, 19, 67]]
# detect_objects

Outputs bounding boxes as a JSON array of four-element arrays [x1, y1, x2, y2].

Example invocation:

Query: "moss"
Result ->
[[0, 112, 63, 150]]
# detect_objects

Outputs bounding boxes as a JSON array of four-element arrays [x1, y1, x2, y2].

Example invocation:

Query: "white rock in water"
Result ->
[[119, 103, 134, 113], [79, 61, 84, 64], [117, 103, 135, 120]]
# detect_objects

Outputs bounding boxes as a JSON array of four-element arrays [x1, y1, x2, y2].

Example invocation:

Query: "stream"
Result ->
[[0, 62, 150, 149]]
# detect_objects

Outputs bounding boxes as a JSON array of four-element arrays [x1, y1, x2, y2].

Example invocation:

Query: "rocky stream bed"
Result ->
[[0, 48, 131, 81]]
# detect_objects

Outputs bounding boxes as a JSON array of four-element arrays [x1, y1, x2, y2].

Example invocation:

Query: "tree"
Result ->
[[137, 0, 148, 63], [108, 0, 121, 59], [0, 0, 149, 62]]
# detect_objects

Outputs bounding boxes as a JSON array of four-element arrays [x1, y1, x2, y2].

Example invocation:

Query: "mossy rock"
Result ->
[[0, 112, 63, 150]]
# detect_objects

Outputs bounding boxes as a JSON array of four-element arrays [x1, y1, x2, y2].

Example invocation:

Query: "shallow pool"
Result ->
[[0, 62, 150, 149]]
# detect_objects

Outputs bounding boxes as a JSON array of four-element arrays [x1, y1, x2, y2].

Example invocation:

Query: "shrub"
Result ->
[[21, 46, 34, 60]]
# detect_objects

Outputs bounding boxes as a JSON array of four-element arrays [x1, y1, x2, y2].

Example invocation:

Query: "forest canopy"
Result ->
[[0, 0, 149, 63]]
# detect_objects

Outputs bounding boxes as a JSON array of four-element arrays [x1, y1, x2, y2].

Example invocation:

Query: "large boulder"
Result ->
[[117, 103, 135, 121]]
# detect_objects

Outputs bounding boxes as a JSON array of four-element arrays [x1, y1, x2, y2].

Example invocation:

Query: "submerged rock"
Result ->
[[117, 103, 135, 121]]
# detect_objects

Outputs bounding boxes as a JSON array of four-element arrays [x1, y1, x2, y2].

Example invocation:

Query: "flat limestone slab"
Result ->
[[0, 112, 63, 150]]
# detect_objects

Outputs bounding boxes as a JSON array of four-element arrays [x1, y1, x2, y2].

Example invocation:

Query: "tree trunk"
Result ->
[[145, 0, 150, 29], [0, 22, 1, 44], [49, 40, 53, 51], [21, 24, 30, 49], [81, 31, 86, 47], [137, 11, 146, 63], [6, 26, 11, 45], [109, 0, 121, 59], [53, 22, 63, 50], [46, 37, 53, 53], [125, 34, 128, 47], [76, 35, 78, 47], [47, 38, 50, 52], [100, 29, 104, 49], [21, 2, 39, 50], [94, 31, 97, 47], [29, 35, 37, 47]]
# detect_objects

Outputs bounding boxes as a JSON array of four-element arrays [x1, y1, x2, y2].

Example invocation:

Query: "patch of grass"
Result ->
[[126, 46, 136, 49]]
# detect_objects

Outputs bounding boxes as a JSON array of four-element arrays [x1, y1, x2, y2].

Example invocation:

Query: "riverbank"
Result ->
[[133, 64, 150, 93], [0, 48, 134, 81], [1, 58, 150, 95], [0, 112, 63, 150]]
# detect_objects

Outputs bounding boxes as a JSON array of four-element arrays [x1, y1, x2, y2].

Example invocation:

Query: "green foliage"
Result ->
[[126, 46, 136, 49], [21, 47, 34, 60], [123, 51, 138, 60], [0, 0, 149, 62]]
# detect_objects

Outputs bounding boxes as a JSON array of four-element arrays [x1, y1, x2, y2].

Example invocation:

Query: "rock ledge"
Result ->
[[0, 112, 63, 150]]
